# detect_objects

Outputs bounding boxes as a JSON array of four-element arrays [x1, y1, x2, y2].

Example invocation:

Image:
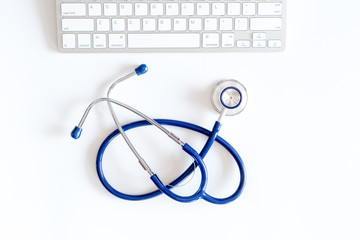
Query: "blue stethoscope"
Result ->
[[71, 64, 247, 204]]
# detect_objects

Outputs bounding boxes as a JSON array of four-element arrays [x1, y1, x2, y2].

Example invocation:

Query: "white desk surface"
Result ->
[[1, 1, 360, 239]]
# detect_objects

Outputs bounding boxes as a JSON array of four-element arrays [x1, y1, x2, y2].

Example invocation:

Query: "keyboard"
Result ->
[[56, 0, 286, 53]]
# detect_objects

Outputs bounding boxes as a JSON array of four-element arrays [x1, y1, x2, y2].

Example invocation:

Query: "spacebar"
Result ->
[[128, 34, 200, 48]]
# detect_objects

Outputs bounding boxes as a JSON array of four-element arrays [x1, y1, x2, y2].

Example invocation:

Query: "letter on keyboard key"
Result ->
[[143, 19, 156, 31], [119, 3, 133, 16], [97, 19, 110, 31], [128, 19, 141, 31], [189, 18, 202, 31], [181, 3, 195, 16], [174, 18, 187, 31], [166, 3, 179, 16], [212, 3, 225, 16], [158, 18, 171, 31], [89, 3, 101, 16], [250, 18, 282, 31], [151, 3, 164, 16], [62, 19, 94, 32], [135, 3, 148, 16], [197, 3, 210, 16], [112, 19, 125, 31], [61, 4, 85, 16], [104, 3, 117, 16], [128, 34, 200, 48]]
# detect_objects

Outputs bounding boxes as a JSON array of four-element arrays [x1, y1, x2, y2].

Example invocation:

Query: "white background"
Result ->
[[1, 0, 360, 239]]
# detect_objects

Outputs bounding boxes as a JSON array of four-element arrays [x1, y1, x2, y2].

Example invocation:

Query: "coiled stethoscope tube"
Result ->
[[71, 64, 246, 204]]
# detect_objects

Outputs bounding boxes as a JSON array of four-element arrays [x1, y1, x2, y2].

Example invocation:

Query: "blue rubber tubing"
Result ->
[[96, 119, 246, 204]]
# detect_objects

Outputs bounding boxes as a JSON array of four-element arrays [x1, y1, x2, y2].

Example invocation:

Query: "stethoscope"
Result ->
[[71, 64, 247, 204]]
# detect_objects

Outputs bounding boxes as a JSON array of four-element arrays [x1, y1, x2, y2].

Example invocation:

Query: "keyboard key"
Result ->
[[109, 34, 125, 48], [227, 3, 241, 16], [166, 3, 179, 16], [158, 18, 171, 31], [253, 40, 266, 48], [128, 34, 200, 48], [62, 34, 75, 48], [135, 3, 148, 16], [222, 33, 234, 48], [119, 3, 133, 16], [189, 18, 202, 31], [174, 18, 187, 31], [250, 18, 282, 30], [151, 3, 164, 16], [181, 3, 195, 16], [197, 3, 210, 16], [143, 18, 156, 31], [253, 32, 266, 40], [78, 34, 91, 48], [61, 3, 85, 16], [88, 3, 101, 16], [220, 18, 233, 31], [112, 19, 125, 31], [97, 19, 110, 31], [243, 3, 256, 16], [127, 19, 141, 31], [93, 34, 106, 48], [235, 18, 248, 31], [258, 3, 283, 16], [268, 40, 282, 48], [62, 19, 94, 32], [203, 33, 219, 48], [204, 18, 218, 31], [236, 40, 250, 48], [212, 3, 225, 16], [104, 3, 117, 16]]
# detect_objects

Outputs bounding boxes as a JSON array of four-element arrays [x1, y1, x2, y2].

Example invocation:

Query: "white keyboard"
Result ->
[[56, 0, 286, 52]]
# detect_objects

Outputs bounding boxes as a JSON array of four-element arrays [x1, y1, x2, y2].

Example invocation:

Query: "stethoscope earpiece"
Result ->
[[211, 79, 247, 116]]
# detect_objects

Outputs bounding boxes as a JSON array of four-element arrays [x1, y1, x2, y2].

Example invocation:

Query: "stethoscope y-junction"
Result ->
[[71, 64, 247, 204]]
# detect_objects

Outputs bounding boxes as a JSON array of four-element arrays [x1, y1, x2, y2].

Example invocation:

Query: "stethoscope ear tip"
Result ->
[[135, 64, 148, 76], [71, 126, 82, 139]]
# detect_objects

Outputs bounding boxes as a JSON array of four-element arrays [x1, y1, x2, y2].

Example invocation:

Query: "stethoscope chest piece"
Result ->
[[211, 79, 248, 116]]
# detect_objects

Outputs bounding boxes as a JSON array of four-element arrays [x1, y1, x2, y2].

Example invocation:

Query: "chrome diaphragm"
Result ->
[[211, 79, 248, 116]]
